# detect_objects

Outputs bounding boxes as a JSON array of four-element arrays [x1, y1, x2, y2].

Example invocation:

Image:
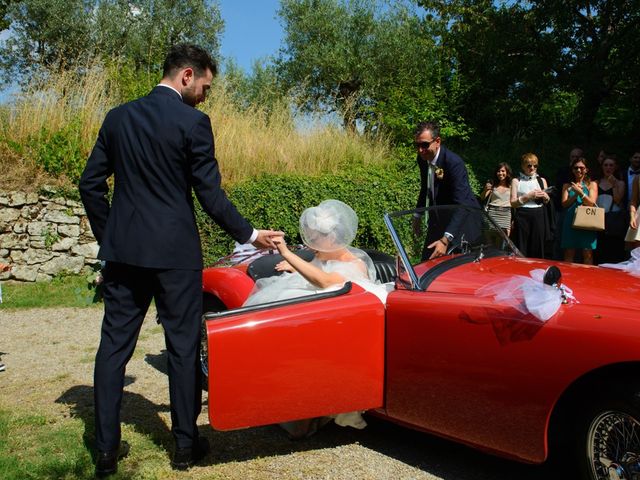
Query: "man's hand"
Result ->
[[252, 230, 285, 249], [412, 216, 423, 237], [428, 238, 448, 259]]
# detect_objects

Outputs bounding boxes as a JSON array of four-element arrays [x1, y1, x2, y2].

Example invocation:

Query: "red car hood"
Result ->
[[425, 255, 640, 310]]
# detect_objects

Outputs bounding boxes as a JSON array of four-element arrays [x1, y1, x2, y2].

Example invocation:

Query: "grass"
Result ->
[[0, 274, 101, 309], [0, 63, 393, 192], [0, 409, 171, 480], [0, 409, 94, 479]]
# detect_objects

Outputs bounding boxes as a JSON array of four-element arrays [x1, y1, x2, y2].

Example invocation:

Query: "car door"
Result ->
[[384, 286, 554, 463], [204, 283, 385, 431]]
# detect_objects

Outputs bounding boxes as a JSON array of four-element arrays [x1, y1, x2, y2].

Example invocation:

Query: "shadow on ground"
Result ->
[[56, 373, 564, 480]]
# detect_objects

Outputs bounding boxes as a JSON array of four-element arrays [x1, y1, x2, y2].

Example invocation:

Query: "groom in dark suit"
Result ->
[[411, 121, 479, 260], [80, 44, 282, 477]]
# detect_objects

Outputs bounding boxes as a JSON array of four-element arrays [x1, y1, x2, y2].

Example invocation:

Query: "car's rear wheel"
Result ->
[[577, 390, 640, 479], [200, 294, 226, 391]]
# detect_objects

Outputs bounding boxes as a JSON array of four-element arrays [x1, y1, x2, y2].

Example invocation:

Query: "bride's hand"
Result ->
[[275, 260, 294, 272], [273, 235, 288, 255]]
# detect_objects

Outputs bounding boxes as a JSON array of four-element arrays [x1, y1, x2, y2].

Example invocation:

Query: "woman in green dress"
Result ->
[[561, 157, 598, 264]]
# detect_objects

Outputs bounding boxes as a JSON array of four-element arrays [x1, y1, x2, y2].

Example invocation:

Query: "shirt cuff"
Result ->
[[247, 229, 259, 244]]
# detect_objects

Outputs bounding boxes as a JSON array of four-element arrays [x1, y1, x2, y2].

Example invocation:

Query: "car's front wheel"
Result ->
[[200, 294, 227, 391], [578, 391, 640, 479]]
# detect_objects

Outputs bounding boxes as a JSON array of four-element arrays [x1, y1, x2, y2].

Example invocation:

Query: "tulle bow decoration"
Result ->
[[476, 269, 575, 322], [599, 247, 640, 277]]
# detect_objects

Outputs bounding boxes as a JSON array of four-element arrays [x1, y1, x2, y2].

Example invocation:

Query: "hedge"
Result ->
[[195, 160, 480, 264]]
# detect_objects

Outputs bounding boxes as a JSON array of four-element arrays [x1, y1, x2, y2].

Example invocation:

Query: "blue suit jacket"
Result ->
[[79, 86, 253, 270], [416, 145, 479, 239], [416, 145, 478, 208]]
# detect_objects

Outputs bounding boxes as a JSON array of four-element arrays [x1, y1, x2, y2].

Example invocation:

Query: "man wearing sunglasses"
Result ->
[[412, 121, 479, 260]]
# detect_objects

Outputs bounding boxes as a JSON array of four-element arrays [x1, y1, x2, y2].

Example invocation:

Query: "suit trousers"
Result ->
[[94, 262, 203, 451]]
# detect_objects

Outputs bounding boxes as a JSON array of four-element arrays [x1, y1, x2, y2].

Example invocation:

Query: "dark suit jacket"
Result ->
[[623, 167, 640, 209], [79, 86, 253, 270], [416, 145, 479, 240]]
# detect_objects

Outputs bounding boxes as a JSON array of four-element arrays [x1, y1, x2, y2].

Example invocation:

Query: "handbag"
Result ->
[[624, 210, 640, 242], [572, 205, 605, 231], [625, 227, 640, 242]]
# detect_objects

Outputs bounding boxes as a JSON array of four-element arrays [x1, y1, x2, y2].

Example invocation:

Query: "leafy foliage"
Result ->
[[0, 0, 223, 87], [196, 159, 480, 263], [416, 0, 640, 143], [33, 121, 86, 182], [276, 0, 470, 141]]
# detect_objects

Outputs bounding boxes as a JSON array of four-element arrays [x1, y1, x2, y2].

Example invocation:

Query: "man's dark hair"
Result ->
[[162, 44, 217, 78], [414, 121, 440, 139]]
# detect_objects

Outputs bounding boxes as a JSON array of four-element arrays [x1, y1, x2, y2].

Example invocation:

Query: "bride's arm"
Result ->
[[275, 240, 345, 288]]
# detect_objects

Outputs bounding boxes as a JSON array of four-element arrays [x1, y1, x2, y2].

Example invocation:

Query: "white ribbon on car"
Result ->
[[476, 269, 576, 322], [599, 247, 640, 277]]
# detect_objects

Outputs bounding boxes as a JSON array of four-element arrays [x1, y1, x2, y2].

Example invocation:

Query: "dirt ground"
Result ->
[[0, 307, 559, 480]]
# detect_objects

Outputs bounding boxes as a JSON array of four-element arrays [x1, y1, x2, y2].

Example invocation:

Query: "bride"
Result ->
[[243, 199, 385, 438], [243, 199, 380, 307]]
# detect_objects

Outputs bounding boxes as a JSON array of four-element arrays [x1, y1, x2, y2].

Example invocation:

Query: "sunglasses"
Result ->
[[573, 166, 586, 171], [526, 163, 538, 168], [414, 139, 436, 149]]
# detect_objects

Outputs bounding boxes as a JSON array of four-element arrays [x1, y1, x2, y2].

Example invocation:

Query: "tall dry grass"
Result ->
[[203, 83, 393, 185], [0, 65, 111, 191], [0, 66, 392, 191]]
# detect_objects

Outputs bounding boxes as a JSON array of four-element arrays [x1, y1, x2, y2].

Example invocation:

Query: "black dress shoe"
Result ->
[[171, 437, 210, 470], [95, 441, 130, 478]]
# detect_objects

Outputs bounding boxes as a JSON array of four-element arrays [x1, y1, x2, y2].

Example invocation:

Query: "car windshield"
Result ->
[[384, 205, 522, 290]]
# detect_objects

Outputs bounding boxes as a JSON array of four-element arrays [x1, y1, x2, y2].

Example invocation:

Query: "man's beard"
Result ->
[[182, 85, 197, 107]]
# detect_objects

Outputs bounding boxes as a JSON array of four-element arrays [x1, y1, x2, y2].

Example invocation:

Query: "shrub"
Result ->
[[195, 158, 480, 263]]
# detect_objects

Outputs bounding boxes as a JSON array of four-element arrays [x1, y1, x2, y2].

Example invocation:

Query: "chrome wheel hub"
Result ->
[[587, 411, 640, 480]]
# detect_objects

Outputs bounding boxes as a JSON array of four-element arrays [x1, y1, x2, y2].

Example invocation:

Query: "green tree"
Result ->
[[0, 0, 14, 30], [531, 0, 640, 139], [94, 0, 223, 73], [276, 0, 379, 131], [223, 58, 290, 116], [0, 0, 224, 88], [276, 0, 469, 142], [0, 0, 94, 81], [416, 0, 640, 141]]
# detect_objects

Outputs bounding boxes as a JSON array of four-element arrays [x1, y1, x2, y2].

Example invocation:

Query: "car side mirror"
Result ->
[[543, 265, 561, 286]]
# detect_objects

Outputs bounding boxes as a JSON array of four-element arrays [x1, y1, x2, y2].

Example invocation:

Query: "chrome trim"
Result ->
[[384, 213, 421, 290]]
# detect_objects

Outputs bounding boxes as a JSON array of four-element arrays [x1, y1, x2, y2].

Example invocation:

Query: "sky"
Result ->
[[218, 0, 284, 72]]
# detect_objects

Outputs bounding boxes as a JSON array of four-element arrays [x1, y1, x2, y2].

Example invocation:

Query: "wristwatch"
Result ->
[[443, 232, 454, 243]]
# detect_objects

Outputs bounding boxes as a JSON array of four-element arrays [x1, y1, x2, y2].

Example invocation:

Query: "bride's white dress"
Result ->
[[243, 248, 389, 307]]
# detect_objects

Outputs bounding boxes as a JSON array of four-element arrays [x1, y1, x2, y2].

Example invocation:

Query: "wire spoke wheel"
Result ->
[[587, 410, 640, 480]]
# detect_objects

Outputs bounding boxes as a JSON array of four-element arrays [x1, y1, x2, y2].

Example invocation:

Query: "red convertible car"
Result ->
[[201, 205, 640, 480]]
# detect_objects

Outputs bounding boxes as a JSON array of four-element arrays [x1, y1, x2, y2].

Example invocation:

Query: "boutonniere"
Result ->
[[435, 167, 444, 180]]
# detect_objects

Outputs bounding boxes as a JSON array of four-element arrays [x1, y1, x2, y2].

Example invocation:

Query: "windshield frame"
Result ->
[[384, 204, 522, 291]]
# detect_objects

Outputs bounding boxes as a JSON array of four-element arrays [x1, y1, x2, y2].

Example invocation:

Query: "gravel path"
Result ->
[[0, 308, 561, 479]]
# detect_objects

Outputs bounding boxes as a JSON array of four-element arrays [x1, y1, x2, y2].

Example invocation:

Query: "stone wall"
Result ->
[[0, 191, 98, 282]]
